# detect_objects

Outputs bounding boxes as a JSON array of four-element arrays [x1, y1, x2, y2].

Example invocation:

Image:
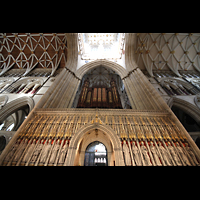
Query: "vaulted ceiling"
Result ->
[[82, 65, 123, 89], [0, 33, 67, 76], [2, 33, 200, 79], [133, 33, 200, 77]]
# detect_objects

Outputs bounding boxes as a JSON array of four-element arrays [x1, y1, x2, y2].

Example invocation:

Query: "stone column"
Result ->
[[136, 69, 167, 110], [129, 72, 148, 109], [133, 69, 156, 110], [68, 79, 81, 108], [43, 69, 71, 108], [58, 76, 80, 108], [122, 78, 137, 109], [34, 68, 67, 109]]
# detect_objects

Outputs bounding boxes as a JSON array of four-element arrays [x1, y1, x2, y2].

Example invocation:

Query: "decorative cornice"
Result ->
[[34, 107, 170, 116]]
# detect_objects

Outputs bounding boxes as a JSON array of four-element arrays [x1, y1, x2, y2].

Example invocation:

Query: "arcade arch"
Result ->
[[75, 59, 127, 80], [0, 96, 34, 129], [73, 65, 131, 109], [171, 97, 200, 126], [64, 123, 124, 166]]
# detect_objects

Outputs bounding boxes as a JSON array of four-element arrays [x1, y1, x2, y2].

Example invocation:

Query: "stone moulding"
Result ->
[[34, 108, 170, 116]]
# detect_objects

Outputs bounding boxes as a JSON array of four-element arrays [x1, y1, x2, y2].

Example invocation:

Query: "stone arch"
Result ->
[[78, 130, 113, 166], [0, 96, 34, 123], [72, 59, 129, 109], [172, 97, 200, 125], [64, 122, 124, 166], [75, 59, 127, 79]]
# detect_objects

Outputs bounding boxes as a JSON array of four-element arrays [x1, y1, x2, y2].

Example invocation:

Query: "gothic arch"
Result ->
[[172, 97, 200, 125], [77, 130, 113, 166], [0, 96, 34, 123], [64, 122, 125, 166], [75, 59, 127, 79]]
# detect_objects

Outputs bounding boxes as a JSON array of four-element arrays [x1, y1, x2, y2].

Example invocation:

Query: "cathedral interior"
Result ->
[[0, 33, 200, 166]]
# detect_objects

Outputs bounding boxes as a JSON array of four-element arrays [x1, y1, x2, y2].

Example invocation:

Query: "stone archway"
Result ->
[[84, 141, 107, 166], [75, 59, 127, 79], [0, 96, 34, 123], [64, 122, 125, 166], [172, 97, 200, 126]]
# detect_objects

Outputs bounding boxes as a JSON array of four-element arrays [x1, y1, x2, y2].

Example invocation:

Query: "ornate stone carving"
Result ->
[[157, 141, 173, 166], [122, 140, 131, 166], [140, 141, 152, 166], [1, 110, 200, 166], [131, 141, 142, 166], [149, 141, 162, 166]]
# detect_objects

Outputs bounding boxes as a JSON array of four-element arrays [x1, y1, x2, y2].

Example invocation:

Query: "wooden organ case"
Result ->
[[77, 78, 122, 109]]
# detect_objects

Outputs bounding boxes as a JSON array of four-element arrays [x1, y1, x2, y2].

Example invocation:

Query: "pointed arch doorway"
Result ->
[[64, 122, 125, 166], [84, 141, 108, 166]]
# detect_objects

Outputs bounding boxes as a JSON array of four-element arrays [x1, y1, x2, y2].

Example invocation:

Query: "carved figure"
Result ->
[[140, 141, 152, 166], [58, 140, 69, 165], [13, 138, 28, 162], [185, 143, 200, 166], [29, 139, 44, 164], [157, 141, 173, 166], [122, 140, 131, 166], [176, 142, 191, 166], [22, 139, 36, 163], [167, 141, 182, 166], [149, 141, 162, 166], [3, 139, 21, 163], [131, 141, 142, 166], [39, 139, 52, 164], [49, 139, 60, 164]]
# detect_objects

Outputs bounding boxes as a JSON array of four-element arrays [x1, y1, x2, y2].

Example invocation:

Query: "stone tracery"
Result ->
[[0, 110, 199, 166]]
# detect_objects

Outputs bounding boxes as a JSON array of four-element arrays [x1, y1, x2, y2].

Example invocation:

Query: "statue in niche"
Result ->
[[185, 143, 200, 166], [149, 141, 162, 166], [140, 141, 152, 166], [13, 138, 28, 162], [157, 141, 173, 166], [22, 139, 36, 163], [58, 140, 69, 165], [131, 141, 142, 166], [167, 141, 182, 166], [29, 139, 44, 164], [39, 139, 52, 164], [175, 142, 191, 166], [49, 139, 60, 164], [122, 140, 131, 166], [3, 138, 21, 163]]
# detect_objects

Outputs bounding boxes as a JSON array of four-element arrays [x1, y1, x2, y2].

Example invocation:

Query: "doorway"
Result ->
[[84, 141, 107, 166]]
